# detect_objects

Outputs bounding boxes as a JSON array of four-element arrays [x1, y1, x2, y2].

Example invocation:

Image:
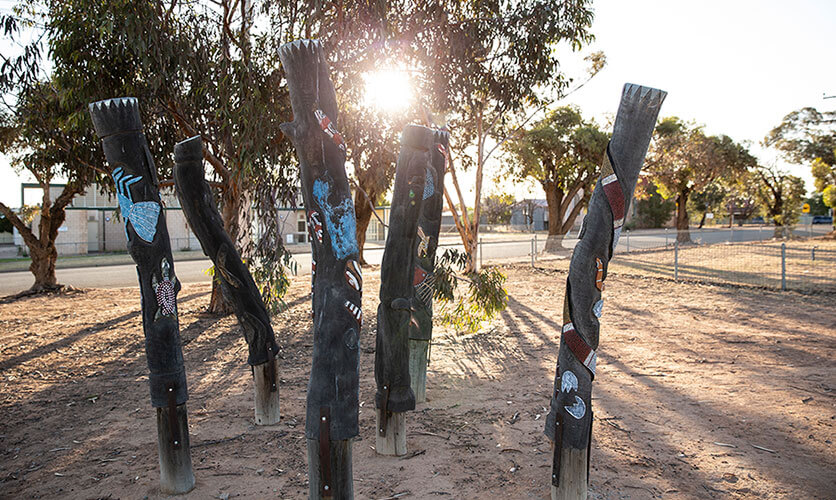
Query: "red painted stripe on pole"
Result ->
[[562, 322, 597, 376]]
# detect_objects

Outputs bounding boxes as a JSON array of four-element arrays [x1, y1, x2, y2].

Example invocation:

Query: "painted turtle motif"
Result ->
[[152, 258, 178, 320]]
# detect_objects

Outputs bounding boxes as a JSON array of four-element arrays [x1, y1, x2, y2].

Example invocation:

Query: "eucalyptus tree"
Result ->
[[645, 118, 756, 242], [505, 106, 609, 252], [754, 165, 806, 238], [0, 70, 106, 292], [765, 107, 836, 228], [2, 0, 296, 308], [404, 0, 597, 269]]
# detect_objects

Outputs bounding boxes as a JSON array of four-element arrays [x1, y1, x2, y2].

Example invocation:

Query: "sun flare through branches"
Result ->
[[362, 68, 413, 114]]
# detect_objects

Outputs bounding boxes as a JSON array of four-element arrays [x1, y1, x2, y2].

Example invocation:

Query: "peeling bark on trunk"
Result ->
[[89, 97, 194, 494], [173, 135, 281, 425], [27, 242, 59, 291], [545, 84, 666, 499], [279, 39, 361, 499]]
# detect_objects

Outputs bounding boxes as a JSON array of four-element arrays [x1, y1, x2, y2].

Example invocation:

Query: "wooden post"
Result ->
[[173, 135, 281, 425], [409, 130, 449, 403], [375, 408, 407, 455], [279, 39, 362, 499], [408, 339, 429, 403], [545, 84, 666, 499], [89, 97, 195, 494], [375, 125, 433, 455], [156, 402, 194, 494]]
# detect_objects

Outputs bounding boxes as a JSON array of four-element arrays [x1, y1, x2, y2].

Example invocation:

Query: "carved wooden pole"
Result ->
[[409, 129, 449, 403], [375, 125, 433, 455], [279, 39, 361, 499], [89, 97, 195, 494], [173, 135, 281, 425], [545, 84, 666, 499]]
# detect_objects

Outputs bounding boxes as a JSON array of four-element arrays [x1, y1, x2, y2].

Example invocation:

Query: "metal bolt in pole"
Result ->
[[781, 243, 787, 291], [674, 240, 679, 281]]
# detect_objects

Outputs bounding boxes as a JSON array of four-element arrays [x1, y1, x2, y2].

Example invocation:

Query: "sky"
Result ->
[[2, 0, 835, 207]]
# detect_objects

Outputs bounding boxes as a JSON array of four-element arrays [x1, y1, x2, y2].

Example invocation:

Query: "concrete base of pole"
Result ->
[[253, 359, 280, 425], [551, 447, 588, 500], [306, 438, 353, 499], [408, 339, 429, 404], [156, 404, 195, 495], [375, 409, 407, 456]]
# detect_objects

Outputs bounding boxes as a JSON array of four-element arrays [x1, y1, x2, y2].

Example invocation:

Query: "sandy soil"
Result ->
[[1, 265, 834, 499]]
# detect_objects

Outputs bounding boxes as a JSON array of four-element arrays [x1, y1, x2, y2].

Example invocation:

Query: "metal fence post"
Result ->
[[674, 240, 679, 281], [626, 229, 630, 252], [534, 233, 537, 260], [781, 243, 786, 291], [665, 227, 669, 248], [812, 245, 816, 261], [530, 238, 535, 267]]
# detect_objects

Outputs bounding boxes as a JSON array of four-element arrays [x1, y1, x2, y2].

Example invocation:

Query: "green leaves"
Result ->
[[432, 248, 508, 334], [505, 105, 607, 188]]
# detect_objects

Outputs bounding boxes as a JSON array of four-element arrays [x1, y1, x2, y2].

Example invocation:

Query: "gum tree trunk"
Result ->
[[375, 124, 432, 455], [89, 97, 194, 494], [279, 39, 362, 500], [409, 129, 449, 403], [173, 135, 281, 425], [353, 188, 375, 265], [27, 241, 59, 291], [675, 189, 691, 243], [545, 84, 666, 500]]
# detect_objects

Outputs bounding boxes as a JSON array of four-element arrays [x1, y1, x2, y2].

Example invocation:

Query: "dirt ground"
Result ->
[[1, 265, 834, 499]]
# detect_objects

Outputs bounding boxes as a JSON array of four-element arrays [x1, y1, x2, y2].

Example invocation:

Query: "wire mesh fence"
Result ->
[[514, 226, 836, 295]]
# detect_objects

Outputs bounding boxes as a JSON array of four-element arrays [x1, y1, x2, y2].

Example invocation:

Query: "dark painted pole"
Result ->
[[173, 135, 281, 425], [409, 129, 449, 403], [279, 39, 361, 499], [544, 84, 666, 499], [375, 124, 433, 455], [89, 97, 195, 494]]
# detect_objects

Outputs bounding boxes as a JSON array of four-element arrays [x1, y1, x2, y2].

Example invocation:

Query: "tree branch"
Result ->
[[165, 99, 231, 185], [0, 201, 38, 248]]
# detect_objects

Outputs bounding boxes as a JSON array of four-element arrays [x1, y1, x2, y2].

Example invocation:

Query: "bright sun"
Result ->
[[362, 69, 413, 114]]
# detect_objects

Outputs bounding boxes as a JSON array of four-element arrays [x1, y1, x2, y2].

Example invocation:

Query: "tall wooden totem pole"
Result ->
[[545, 83, 666, 499], [409, 129, 449, 403], [279, 39, 362, 499], [376, 124, 436, 455], [89, 97, 195, 494], [173, 135, 281, 425]]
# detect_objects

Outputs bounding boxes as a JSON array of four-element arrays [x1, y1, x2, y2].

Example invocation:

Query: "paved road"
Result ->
[[1, 226, 829, 296]]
